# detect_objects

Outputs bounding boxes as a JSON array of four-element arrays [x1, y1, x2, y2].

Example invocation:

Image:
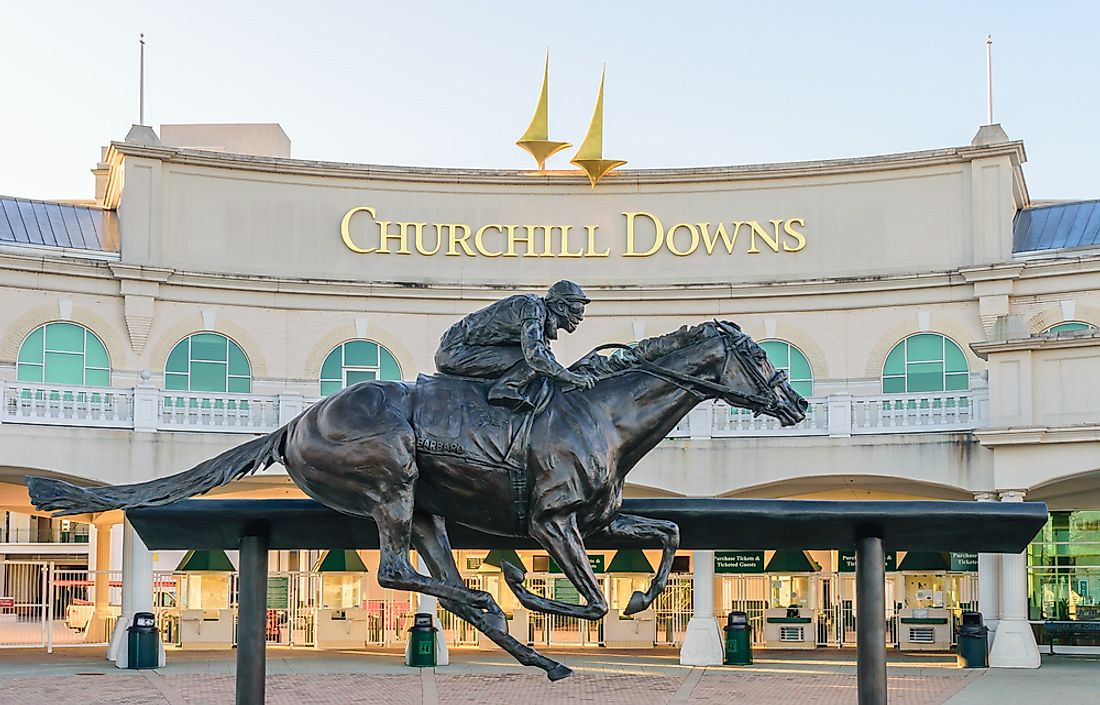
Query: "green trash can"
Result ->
[[724, 611, 753, 665], [406, 613, 437, 668], [126, 612, 160, 669], [956, 611, 989, 668]]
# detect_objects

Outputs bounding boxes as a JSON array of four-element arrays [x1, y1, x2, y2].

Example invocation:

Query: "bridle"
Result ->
[[592, 322, 790, 416]]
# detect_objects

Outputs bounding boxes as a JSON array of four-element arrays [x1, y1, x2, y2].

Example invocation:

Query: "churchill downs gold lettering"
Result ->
[[340, 207, 806, 258]]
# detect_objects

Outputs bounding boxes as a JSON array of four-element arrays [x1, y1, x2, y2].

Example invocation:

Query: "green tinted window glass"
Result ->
[[227, 341, 250, 377], [18, 328, 43, 363], [84, 333, 109, 369], [379, 350, 401, 380], [321, 349, 343, 380], [1046, 321, 1092, 334], [882, 376, 905, 394], [227, 376, 251, 393], [319, 340, 402, 395], [45, 323, 85, 353], [190, 361, 228, 392], [789, 348, 812, 381], [85, 369, 109, 387], [344, 340, 378, 367], [166, 340, 189, 373], [906, 361, 944, 393], [759, 340, 812, 397], [944, 340, 968, 373], [43, 352, 85, 384], [346, 370, 377, 386], [18, 363, 43, 383], [883, 344, 904, 376], [164, 372, 189, 391], [906, 333, 942, 362], [759, 341, 790, 368], [945, 372, 970, 391], [190, 333, 227, 362]]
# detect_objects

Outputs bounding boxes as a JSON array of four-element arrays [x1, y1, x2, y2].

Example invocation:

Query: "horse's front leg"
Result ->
[[595, 513, 680, 615], [502, 513, 608, 621]]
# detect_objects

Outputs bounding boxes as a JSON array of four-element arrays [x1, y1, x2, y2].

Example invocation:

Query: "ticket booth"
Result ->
[[175, 550, 235, 649], [313, 550, 369, 649], [897, 552, 952, 650], [605, 550, 657, 648], [762, 551, 818, 649], [476, 549, 529, 647]]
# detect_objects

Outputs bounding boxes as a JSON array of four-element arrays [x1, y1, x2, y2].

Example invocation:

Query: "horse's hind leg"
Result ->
[[410, 511, 572, 681]]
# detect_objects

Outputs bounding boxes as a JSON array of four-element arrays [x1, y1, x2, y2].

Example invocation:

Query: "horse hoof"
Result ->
[[501, 560, 526, 585], [623, 591, 648, 616], [547, 663, 573, 681]]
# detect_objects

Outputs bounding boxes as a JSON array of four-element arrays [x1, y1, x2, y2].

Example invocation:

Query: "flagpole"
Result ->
[[985, 34, 993, 125], [139, 33, 146, 126]]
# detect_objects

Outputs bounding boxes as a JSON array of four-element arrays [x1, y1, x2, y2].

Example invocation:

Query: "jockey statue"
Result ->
[[434, 280, 601, 411]]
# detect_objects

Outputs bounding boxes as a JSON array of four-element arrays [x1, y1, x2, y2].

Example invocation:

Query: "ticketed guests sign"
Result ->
[[715, 551, 765, 574]]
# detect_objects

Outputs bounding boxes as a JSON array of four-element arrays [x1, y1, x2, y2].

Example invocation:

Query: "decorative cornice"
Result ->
[[969, 331, 1100, 359], [975, 425, 1100, 446], [107, 140, 1028, 187]]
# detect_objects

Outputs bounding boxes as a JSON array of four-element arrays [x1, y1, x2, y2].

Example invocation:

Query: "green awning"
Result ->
[[313, 550, 368, 573], [175, 549, 234, 572], [765, 550, 821, 573], [897, 551, 950, 572], [606, 549, 655, 574], [479, 549, 527, 573]]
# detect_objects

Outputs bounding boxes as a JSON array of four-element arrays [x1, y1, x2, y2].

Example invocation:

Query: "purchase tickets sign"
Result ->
[[550, 555, 605, 574], [838, 550, 898, 573], [715, 551, 765, 574], [949, 553, 979, 572], [341, 207, 807, 260]]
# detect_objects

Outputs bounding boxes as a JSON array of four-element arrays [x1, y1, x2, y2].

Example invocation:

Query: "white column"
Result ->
[[108, 518, 165, 667], [974, 492, 1001, 635], [988, 490, 1040, 668], [679, 549, 723, 665]]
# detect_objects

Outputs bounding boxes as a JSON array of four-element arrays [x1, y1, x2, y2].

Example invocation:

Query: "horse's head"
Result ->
[[712, 321, 808, 426]]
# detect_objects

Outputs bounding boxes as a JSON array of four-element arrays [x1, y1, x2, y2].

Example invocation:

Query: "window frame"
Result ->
[[164, 332, 252, 394], [16, 321, 111, 387], [881, 333, 970, 395], [320, 339, 403, 396]]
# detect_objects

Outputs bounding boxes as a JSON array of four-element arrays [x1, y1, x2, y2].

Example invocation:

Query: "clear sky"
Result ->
[[2, 1, 1098, 201]]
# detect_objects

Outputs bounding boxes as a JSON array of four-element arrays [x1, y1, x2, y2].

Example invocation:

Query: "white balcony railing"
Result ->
[[1, 381, 986, 439]]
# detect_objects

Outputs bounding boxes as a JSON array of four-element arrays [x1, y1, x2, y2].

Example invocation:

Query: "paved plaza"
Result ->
[[0, 647, 1094, 705]]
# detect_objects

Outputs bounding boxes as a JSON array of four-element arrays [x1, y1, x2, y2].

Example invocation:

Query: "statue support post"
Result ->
[[855, 535, 887, 705], [236, 534, 269, 705]]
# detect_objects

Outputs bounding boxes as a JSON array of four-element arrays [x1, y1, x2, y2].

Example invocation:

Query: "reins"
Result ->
[[588, 330, 784, 413]]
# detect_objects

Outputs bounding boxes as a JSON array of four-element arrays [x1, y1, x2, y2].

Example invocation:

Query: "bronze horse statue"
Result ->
[[27, 320, 806, 680]]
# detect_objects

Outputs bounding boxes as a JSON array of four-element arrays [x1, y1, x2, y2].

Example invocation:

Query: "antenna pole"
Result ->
[[985, 34, 993, 125], [139, 33, 146, 126]]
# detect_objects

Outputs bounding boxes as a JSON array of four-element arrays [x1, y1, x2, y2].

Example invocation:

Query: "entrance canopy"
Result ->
[[128, 498, 1046, 554]]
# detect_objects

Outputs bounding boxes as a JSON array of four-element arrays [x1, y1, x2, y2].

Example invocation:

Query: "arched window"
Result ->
[[320, 340, 402, 395], [759, 340, 814, 397], [17, 322, 110, 386], [1044, 321, 1095, 334], [165, 333, 251, 393], [882, 333, 968, 394]]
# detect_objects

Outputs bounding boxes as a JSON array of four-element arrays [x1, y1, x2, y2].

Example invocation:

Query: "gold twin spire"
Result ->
[[516, 51, 572, 171], [570, 67, 627, 187], [515, 55, 627, 187]]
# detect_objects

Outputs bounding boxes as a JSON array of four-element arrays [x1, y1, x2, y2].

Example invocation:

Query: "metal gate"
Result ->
[[0, 561, 121, 650], [526, 573, 606, 646], [364, 588, 416, 645], [265, 572, 318, 646], [718, 575, 768, 645], [439, 575, 482, 646], [653, 574, 692, 645]]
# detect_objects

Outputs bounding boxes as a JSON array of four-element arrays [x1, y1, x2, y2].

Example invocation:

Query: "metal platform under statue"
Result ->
[[128, 497, 1045, 705]]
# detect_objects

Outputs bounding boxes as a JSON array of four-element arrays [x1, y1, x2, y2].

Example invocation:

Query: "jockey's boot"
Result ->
[[488, 367, 538, 411]]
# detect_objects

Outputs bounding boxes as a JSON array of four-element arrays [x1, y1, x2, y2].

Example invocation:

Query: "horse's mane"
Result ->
[[630, 322, 719, 363]]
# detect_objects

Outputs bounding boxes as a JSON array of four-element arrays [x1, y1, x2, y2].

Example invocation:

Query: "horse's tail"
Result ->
[[26, 425, 290, 516]]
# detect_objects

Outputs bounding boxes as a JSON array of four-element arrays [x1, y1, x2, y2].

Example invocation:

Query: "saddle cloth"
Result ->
[[412, 373, 553, 472]]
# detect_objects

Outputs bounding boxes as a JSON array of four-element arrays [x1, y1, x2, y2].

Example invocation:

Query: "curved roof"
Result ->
[[1013, 199, 1100, 254], [0, 196, 119, 253]]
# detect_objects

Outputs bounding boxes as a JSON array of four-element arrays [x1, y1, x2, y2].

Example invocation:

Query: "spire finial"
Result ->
[[139, 33, 146, 126], [570, 65, 627, 187], [985, 34, 993, 125], [515, 49, 571, 170]]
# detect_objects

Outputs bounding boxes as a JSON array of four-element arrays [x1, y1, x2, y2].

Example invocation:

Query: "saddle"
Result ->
[[412, 374, 554, 528]]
